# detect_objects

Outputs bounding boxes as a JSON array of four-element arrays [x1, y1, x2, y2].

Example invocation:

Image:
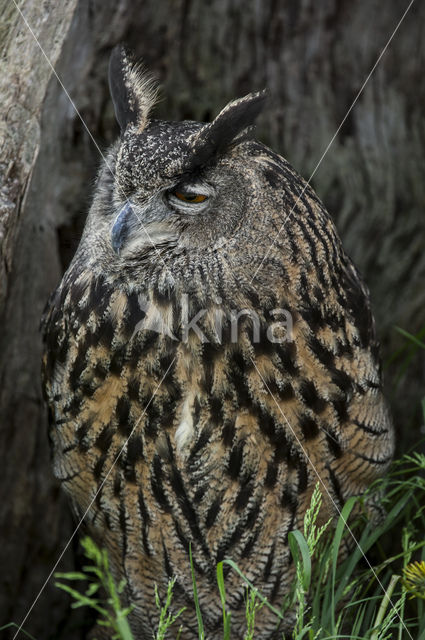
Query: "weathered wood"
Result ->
[[0, 2, 79, 637]]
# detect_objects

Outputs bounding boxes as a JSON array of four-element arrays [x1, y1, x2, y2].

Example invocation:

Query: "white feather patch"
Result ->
[[175, 392, 196, 454]]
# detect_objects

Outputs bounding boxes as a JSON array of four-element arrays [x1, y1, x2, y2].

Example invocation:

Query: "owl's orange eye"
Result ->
[[174, 191, 208, 203]]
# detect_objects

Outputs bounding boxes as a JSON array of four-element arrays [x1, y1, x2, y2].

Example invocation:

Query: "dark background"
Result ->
[[1, 1, 424, 638]]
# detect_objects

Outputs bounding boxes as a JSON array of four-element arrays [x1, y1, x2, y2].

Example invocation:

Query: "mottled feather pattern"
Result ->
[[109, 46, 159, 132], [42, 47, 393, 639]]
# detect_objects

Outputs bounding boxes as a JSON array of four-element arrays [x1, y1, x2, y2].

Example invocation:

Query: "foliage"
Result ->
[[54, 537, 134, 640], [42, 451, 425, 639]]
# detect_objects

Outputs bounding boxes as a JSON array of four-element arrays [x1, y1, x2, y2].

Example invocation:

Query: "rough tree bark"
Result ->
[[0, 2, 79, 637], [1, 1, 424, 638]]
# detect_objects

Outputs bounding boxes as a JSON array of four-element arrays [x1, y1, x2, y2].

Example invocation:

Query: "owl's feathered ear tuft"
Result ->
[[109, 45, 159, 133], [188, 90, 267, 169]]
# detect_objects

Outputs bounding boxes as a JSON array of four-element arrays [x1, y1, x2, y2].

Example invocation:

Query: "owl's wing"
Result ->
[[41, 285, 67, 403], [342, 258, 376, 351], [249, 252, 394, 506]]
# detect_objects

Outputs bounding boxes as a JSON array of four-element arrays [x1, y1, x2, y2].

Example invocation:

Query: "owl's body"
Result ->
[[42, 48, 393, 638]]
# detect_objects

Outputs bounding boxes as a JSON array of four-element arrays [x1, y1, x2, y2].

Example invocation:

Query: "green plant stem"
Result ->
[[370, 574, 400, 640]]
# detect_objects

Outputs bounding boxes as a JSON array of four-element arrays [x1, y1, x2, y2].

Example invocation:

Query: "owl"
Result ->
[[42, 46, 394, 639]]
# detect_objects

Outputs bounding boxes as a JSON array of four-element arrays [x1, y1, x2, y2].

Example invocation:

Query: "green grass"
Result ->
[[154, 578, 185, 640], [3, 451, 424, 640], [22, 450, 423, 640], [54, 537, 134, 640]]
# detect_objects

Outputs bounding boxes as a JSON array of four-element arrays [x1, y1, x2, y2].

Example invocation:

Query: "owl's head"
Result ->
[[91, 46, 268, 265]]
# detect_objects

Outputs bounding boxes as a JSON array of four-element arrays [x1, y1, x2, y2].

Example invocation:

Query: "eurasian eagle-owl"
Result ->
[[42, 46, 394, 639]]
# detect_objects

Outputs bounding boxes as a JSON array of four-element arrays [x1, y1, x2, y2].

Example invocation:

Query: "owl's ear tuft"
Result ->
[[109, 45, 159, 133], [188, 90, 267, 168]]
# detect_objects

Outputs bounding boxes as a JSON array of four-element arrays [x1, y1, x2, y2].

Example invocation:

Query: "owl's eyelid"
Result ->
[[167, 192, 210, 212], [165, 180, 214, 211], [169, 178, 214, 198]]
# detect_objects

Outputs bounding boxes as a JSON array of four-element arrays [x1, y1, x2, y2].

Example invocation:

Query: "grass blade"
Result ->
[[189, 543, 205, 640]]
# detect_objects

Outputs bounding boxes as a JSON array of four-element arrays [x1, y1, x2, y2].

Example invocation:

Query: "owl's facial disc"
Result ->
[[111, 177, 216, 255], [111, 197, 177, 257], [107, 47, 266, 258]]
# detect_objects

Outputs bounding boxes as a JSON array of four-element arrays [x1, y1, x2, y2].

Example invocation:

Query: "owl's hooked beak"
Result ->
[[111, 202, 136, 255]]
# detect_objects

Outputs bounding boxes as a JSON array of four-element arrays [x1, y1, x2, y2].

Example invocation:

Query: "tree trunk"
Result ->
[[1, 1, 424, 638], [0, 2, 79, 637]]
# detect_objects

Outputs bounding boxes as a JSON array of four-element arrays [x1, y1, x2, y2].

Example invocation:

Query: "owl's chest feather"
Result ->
[[42, 267, 393, 638]]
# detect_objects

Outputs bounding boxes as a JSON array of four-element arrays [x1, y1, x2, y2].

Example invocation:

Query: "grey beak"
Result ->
[[111, 202, 135, 255]]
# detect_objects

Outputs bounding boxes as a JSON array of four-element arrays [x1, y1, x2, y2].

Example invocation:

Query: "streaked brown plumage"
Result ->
[[42, 46, 394, 638]]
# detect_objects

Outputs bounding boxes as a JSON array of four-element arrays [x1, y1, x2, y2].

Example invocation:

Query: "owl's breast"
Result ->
[[42, 266, 393, 638]]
